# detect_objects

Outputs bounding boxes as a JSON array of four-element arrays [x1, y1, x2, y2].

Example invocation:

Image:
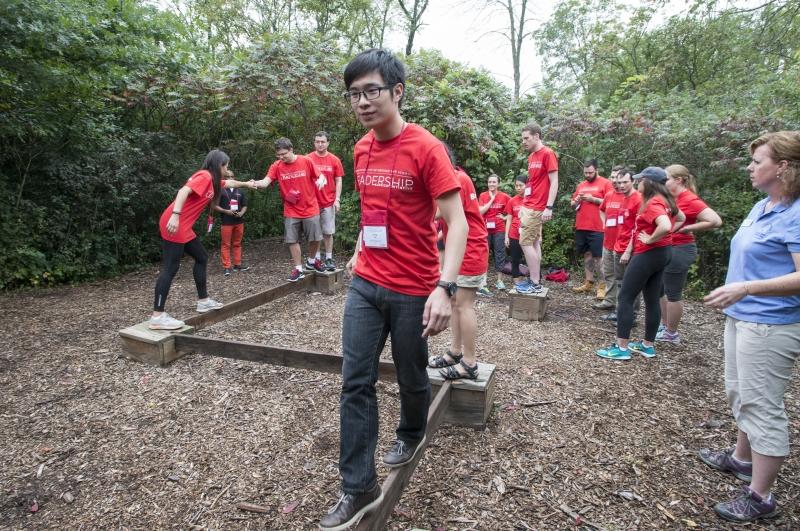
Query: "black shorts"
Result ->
[[575, 230, 603, 258]]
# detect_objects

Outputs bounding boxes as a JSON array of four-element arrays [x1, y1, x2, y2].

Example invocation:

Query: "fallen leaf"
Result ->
[[493, 475, 506, 494], [683, 519, 698, 528], [282, 500, 300, 513], [30, 500, 38, 513], [62, 492, 75, 504]]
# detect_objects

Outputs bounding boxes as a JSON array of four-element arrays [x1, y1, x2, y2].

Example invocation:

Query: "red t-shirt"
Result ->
[[307, 151, 345, 209], [443, 169, 489, 276], [633, 195, 674, 254], [353, 124, 460, 296], [672, 189, 709, 246], [599, 191, 626, 250], [523, 146, 558, 210], [266, 155, 320, 219], [159, 170, 228, 243], [613, 192, 643, 253], [504, 195, 524, 240], [478, 191, 510, 234], [572, 176, 613, 232]]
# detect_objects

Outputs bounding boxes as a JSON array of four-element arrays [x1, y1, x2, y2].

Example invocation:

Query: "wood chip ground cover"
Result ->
[[1, 239, 798, 530]]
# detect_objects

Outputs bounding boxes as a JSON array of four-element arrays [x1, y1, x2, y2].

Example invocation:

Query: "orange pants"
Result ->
[[220, 224, 244, 269]]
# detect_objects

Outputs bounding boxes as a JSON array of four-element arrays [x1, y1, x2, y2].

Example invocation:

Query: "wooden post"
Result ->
[[508, 287, 550, 321], [428, 363, 496, 429], [309, 269, 344, 295], [118, 323, 194, 366]]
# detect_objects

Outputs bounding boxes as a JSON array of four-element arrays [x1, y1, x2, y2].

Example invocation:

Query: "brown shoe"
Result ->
[[572, 280, 594, 293], [595, 281, 607, 299]]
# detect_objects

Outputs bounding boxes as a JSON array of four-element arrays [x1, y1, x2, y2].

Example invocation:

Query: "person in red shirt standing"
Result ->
[[479, 173, 511, 292], [504, 175, 528, 285], [149, 149, 254, 330], [657, 164, 722, 344], [255, 138, 327, 281], [430, 151, 488, 380], [594, 165, 624, 310], [570, 159, 613, 299], [319, 49, 467, 531], [307, 131, 345, 271], [517, 122, 558, 294], [597, 167, 685, 360]]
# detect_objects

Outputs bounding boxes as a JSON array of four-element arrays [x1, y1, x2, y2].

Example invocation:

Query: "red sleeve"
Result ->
[[544, 150, 558, 172], [643, 198, 668, 224], [304, 157, 318, 182], [571, 184, 581, 201], [267, 161, 279, 182], [335, 157, 345, 178], [600, 191, 612, 212], [422, 142, 460, 199], [186, 171, 212, 196]]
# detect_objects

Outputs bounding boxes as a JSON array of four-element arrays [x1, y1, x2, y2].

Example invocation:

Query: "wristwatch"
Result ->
[[545, 205, 554, 210], [436, 280, 457, 297]]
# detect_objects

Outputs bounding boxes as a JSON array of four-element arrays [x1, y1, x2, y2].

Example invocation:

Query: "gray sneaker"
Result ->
[[148, 312, 185, 330], [698, 447, 752, 482], [382, 436, 426, 468], [714, 486, 779, 522], [196, 298, 224, 313], [319, 484, 383, 530]]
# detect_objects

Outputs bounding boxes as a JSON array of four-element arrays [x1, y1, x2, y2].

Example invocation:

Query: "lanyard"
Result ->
[[361, 123, 408, 221]]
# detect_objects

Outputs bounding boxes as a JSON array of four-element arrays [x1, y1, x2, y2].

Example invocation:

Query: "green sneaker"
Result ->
[[629, 341, 656, 358], [476, 287, 493, 297], [596, 344, 631, 360]]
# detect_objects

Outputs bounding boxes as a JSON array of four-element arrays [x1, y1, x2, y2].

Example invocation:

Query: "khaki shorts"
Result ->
[[456, 273, 486, 289], [320, 205, 336, 235], [284, 216, 322, 244], [519, 207, 544, 246]]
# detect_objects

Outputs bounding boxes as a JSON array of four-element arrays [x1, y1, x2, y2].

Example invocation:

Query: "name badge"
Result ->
[[606, 218, 617, 227], [618, 215, 624, 224], [486, 221, 496, 229], [741, 218, 754, 227], [524, 187, 531, 197], [230, 199, 239, 212], [362, 209, 389, 249]]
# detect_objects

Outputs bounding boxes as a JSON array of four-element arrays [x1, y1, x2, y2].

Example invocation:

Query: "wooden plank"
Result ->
[[356, 381, 452, 530], [173, 335, 398, 382], [183, 275, 313, 330]]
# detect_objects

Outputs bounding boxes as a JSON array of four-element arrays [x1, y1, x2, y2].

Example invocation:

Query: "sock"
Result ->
[[731, 453, 751, 465], [295, 265, 303, 271], [326, 252, 333, 260], [314, 252, 321, 260]]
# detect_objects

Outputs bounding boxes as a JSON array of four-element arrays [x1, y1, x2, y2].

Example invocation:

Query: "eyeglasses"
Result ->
[[343, 85, 393, 103]]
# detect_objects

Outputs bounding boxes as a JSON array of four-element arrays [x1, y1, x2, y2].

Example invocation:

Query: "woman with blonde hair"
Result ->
[[656, 164, 722, 344], [701, 131, 800, 522]]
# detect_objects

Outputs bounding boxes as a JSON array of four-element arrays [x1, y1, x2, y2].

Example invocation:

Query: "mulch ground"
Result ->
[[1, 238, 798, 530]]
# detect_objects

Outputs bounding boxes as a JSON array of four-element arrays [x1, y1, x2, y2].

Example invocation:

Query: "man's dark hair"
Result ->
[[522, 122, 542, 138], [515, 174, 528, 184], [274, 137, 293, 151], [612, 164, 625, 172], [314, 131, 329, 141], [583, 158, 598, 169], [618, 167, 634, 180], [344, 48, 406, 105]]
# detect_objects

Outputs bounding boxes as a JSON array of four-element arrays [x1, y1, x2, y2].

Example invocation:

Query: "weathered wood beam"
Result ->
[[356, 381, 452, 530], [173, 335, 398, 382], [183, 275, 313, 330]]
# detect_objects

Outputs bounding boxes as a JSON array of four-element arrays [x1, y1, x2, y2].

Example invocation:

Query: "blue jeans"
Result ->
[[339, 275, 431, 494], [487, 232, 507, 273]]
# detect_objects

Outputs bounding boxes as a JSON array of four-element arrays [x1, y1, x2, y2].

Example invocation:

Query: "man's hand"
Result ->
[[542, 209, 553, 222], [334, 198, 341, 213], [345, 254, 357, 276], [620, 250, 631, 264], [504, 235, 510, 248], [422, 287, 452, 337]]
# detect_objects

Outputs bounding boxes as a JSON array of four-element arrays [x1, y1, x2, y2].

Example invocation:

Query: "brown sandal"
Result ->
[[428, 350, 462, 368]]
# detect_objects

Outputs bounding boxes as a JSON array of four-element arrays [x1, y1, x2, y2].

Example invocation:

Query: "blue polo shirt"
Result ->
[[724, 196, 800, 324]]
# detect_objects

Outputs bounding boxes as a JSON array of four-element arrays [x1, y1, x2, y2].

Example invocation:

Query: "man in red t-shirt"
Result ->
[[255, 137, 326, 281], [594, 165, 624, 310], [319, 49, 467, 531], [307, 131, 345, 271], [517, 122, 558, 294], [570, 159, 613, 298]]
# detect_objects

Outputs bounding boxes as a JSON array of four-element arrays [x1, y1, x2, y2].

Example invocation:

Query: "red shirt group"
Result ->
[[573, 177, 613, 232], [479, 191, 510, 235], [504, 195, 524, 240], [443, 169, 488, 276], [633, 195, 674, 254], [266, 155, 321, 219], [307, 151, 345, 209], [612, 192, 643, 254], [523, 146, 558, 211], [672, 189, 708, 246], [159, 170, 232, 243]]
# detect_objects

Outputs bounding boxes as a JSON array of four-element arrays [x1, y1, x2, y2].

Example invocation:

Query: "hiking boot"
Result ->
[[596, 344, 631, 360], [600, 312, 617, 322], [595, 281, 607, 300], [382, 436, 426, 468], [495, 279, 506, 290], [324, 258, 336, 271], [476, 287, 493, 297], [223, 268, 232, 277], [233, 264, 250, 272], [148, 312, 185, 330], [288, 268, 305, 282], [698, 447, 752, 482], [572, 280, 594, 293], [593, 300, 615, 310], [318, 484, 383, 531], [197, 298, 224, 313], [656, 328, 681, 344], [628, 341, 656, 358], [714, 486, 779, 523]]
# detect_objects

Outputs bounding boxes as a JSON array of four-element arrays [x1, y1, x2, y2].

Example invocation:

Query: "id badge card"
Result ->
[[363, 210, 389, 249], [486, 221, 496, 229], [207, 215, 214, 233], [524, 186, 531, 197], [230, 199, 239, 212], [618, 215, 624, 224], [606, 217, 617, 227]]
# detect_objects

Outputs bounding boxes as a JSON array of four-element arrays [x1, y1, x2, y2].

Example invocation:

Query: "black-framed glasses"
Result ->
[[343, 85, 393, 103]]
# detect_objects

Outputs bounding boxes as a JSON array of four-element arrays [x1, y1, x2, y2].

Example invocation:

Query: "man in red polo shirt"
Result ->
[[517, 122, 558, 294], [255, 137, 326, 281], [570, 159, 613, 299], [307, 130, 345, 271], [594, 165, 624, 310]]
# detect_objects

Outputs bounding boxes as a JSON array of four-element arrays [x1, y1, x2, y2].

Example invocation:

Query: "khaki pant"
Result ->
[[601, 248, 616, 305], [519, 208, 543, 246]]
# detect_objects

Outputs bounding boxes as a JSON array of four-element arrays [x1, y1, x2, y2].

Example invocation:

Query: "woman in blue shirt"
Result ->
[[701, 131, 800, 523]]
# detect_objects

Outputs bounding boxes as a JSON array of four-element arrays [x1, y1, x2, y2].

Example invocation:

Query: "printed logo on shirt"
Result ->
[[280, 170, 308, 181], [470, 192, 477, 200], [356, 168, 415, 192], [529, 161, 543, 169], [314, 164, 334, 173]]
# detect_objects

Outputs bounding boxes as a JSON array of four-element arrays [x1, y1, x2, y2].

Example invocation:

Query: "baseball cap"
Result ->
[[633, 166, 667, 184]]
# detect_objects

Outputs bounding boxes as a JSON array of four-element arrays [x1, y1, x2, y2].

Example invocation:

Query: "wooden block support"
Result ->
[[309, 268, 344, 295], [508, 287, 550, 321], [428, 363, 496, 429], [119, 322, 194, 366]]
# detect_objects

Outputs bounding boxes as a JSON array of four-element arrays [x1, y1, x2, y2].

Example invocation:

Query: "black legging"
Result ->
[[153, 238, 208, 311], [617, 246, 672, 342], [508, 238, 523, 277]]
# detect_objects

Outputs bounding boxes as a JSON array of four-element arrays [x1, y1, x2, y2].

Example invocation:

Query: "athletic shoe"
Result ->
[[572, 280, 594, 293], [656, 328, 681, 344], [476, 287, 493, 297], [714, 486, 779, 523], [311, 258, 325, 273], [196, 298, 223, 313], [495, 279, 506, 290], [530, 283, 545, 294], [288, 268, 305, 282], [324, 258, 336, 271], [628, 341, 656, 358], [304, 259, 316, 271], [596, 344, 631, 360], [148, 312, 185, 330], [318, 484, 383, 531], [600, 312, 617, 322], [514, 280, 534, 294], [223, 268, 232, 277], [593, 300, 615, 310], [657, 323, 666, 334], [698, 447, 752, 482], [233, 264, 250, 272], [382, 436, 427, 468]]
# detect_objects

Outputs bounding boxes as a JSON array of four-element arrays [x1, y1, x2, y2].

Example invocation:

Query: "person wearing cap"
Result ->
[[597, 166, 685, 360]]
